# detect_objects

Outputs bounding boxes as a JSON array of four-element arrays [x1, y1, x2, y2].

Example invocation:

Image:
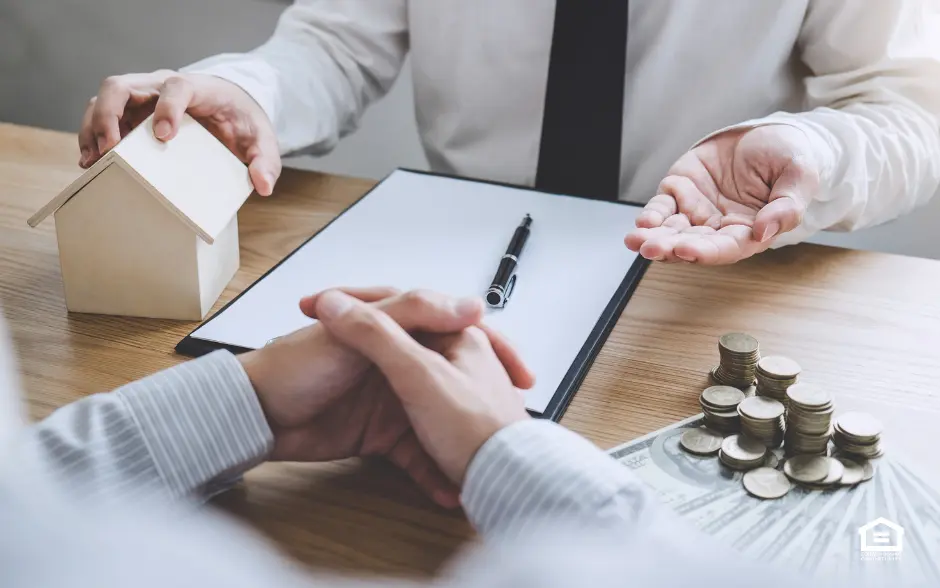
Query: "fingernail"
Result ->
[[317, 291, 354, 320], [96, 137, 108, 155], [675, 252, 696, 262], [79, 147, 89, 166], [153, 120, 171, 140], [455, 297, 482, 317], [760, 222, 780, 243]]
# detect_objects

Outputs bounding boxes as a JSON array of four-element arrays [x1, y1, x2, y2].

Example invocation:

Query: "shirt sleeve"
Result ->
[[180, 0, 409, 157], [696, 0, 940, 246], [15, 350, 273, 503], [460, 419, 664, 539]]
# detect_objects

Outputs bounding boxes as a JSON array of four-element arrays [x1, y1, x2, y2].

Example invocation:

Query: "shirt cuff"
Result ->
[[181, 55, 280, 132], [116, 350, 274, 500], [461, 420, 658, 539]]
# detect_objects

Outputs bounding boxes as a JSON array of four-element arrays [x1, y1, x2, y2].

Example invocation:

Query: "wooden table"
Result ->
[[2, 122, 939, 578]]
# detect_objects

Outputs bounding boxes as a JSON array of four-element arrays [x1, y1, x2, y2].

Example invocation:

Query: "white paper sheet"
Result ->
[[192, 170, 642, 413]]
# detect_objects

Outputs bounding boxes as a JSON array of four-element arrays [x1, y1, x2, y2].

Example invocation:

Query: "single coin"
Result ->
[[783, 455, 830, 483], [836, 412, 884, 439], [738, 396, 786, 421], [763, 452, 780, 469], [743, 385, 757, 398], [719, 332, 760, 354], [721, 434, 768, 463], [680, 427, 725, 456], [702, 386, 746, 410], [860, 459, 875, 481], [743, 467, 792, 499], [786, 383, 831, 409], [757, 356, 801, 379], [837, 458, 865, 485], [818, 457, 844, 485]]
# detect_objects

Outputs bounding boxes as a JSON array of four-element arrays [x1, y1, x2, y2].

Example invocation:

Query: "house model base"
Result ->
[[28, 115, 255, 321]]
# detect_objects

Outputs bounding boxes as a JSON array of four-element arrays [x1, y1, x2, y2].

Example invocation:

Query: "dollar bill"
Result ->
[[607, 415, 937, 586]]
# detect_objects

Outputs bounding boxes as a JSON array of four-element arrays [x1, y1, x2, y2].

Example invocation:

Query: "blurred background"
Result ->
[[1, 0, 937, 259]]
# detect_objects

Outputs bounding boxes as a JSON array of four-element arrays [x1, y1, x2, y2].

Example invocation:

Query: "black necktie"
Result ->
[[535, 0, 629, 201]]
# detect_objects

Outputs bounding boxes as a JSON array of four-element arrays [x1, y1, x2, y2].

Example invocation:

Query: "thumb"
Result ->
[[753, 157, 815, 243], [315, 291, 450, 397]]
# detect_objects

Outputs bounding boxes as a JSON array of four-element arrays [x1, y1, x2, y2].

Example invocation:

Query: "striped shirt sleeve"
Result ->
[[22, 350, 273, 503], [460, 420, 660, 539]]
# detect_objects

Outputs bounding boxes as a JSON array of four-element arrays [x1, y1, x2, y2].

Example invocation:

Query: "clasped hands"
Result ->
[[237, 287, 534, 509]]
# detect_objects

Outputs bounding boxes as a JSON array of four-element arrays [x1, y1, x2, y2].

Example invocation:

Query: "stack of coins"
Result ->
[[737, 396, 786, 447], [755, 356, 801, 403], [784, 383, 833, 455], [833, 412, 884, 458], [712, 333, 761, 389], [718, 434, 768, 470], [699, 385, 745, 433]]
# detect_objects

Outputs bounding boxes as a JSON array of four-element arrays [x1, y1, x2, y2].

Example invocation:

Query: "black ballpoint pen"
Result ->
[[485, 214, 533, 308]]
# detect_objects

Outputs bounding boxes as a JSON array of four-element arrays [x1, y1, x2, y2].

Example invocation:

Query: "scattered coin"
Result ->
[[743, 467, 792, 499], [680, 427, 725, 456], [860, 459, 875, 482], [837, 457, 865, 486], [783, 455, 830, 483]]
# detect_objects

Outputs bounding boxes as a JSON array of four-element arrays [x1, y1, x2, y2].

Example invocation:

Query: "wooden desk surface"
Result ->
[[2, 122, 938, 578]]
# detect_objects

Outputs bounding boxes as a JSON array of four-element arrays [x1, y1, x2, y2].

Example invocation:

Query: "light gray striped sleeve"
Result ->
[[460, 420, 661, 539], [22, 350, 273, 503]]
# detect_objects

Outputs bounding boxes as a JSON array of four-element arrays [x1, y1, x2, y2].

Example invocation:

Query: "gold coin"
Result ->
[[743, 467, 792, 499], [783, 455, 829, 483], [680, 427, 725, 456]]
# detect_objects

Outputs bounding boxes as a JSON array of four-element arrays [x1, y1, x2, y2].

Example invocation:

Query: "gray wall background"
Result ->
[[2, 0, 937, 260]]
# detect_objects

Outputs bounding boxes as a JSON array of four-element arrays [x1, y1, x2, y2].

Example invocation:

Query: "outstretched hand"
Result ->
[[626, 125, 819, 264]]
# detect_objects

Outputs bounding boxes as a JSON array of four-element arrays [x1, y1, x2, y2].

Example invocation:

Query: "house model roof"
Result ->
[[28, 114, 255, 244]]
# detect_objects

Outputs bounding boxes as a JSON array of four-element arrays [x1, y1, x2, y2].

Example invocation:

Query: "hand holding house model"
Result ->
[[27, 114, 255, 320]]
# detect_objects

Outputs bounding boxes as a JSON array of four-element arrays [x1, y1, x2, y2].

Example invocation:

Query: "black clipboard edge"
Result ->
[[176, 168, 648, 422]]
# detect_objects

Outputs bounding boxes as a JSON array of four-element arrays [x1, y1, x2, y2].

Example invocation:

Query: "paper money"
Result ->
[[607, 416, 938, 587]]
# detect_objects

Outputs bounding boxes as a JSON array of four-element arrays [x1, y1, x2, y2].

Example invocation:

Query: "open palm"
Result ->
[[625, 125, 819, 264]]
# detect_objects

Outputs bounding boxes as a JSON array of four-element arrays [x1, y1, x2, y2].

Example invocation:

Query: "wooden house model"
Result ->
[[27, 114, 254, 320]]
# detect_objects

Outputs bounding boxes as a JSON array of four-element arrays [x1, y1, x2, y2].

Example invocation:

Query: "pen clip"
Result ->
[[504, 274, 518, 305]]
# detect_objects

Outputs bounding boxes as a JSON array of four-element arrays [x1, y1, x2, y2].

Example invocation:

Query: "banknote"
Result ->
[[607, 416, 938, 587]]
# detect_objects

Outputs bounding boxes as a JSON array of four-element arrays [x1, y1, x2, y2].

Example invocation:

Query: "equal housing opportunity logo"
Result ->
[[858, 517, 904, 562]]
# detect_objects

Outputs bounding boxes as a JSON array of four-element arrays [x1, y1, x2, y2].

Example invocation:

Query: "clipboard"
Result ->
[[176, 169, 649, 422]]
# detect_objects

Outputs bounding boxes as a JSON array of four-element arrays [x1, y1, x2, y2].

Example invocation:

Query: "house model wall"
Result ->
[[28, 115, 255, 320]]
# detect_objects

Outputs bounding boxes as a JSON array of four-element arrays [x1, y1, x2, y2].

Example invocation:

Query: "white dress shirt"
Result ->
[[0, 309, 820, 587], [184, 0, 940, 247]]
